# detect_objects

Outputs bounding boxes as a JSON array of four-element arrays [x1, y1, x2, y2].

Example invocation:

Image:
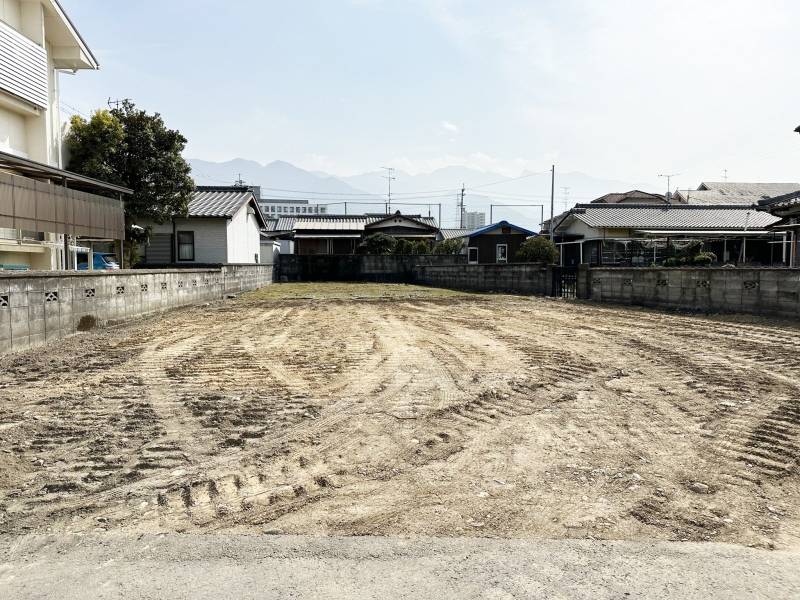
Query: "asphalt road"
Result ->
[[1, 534, 798, 599]]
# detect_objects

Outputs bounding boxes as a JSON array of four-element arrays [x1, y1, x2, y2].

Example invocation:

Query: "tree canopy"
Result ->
[[357, 233, 397, 255], [514, 236, 559, 264], [65, 100, 194, 226], [433, 237, 464, 255]]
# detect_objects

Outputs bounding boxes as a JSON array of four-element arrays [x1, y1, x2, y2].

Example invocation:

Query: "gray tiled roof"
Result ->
[[189, 187, 256, 218], [259, 214, 440, 234], [674, 190, 760, 206], [563, 204, 779, 231], [698, 182, 800, 198], [672, 183, 800, 207], [758, 190, 800, 211], [439, 228, 472, 240], [269, 214, 438, 232], [591, 190, 667, 204]]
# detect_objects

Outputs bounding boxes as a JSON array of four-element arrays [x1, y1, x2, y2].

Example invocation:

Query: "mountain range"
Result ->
[[188, 158, 660, 229]]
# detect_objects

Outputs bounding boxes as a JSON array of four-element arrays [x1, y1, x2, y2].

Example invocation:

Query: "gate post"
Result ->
[[576, 265, 591, 299], [545, 264, 555, 297]]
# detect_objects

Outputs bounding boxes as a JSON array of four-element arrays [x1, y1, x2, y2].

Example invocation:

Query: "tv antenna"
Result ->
[[658, 172, 679, 202]]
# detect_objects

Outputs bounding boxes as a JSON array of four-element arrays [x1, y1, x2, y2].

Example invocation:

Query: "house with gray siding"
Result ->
[[139, 187, 267, 265]]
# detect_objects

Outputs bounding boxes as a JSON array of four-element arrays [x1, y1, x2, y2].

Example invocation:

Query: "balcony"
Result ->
[[0, 20, 48, 110]]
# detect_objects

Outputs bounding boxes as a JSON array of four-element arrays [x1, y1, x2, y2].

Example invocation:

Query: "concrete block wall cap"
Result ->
[[0, 268, 223, 278]]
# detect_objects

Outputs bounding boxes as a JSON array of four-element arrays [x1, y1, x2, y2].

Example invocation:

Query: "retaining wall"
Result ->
[[414, 263, 552, 295], [589, 267, 800, 318], [278, 254, 466, 282], [0, 264, 273, 354]]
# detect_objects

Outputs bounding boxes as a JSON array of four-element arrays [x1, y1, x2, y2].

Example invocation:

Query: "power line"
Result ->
[[260, 192, 456, 202], [59, 102, 88, 118], [467, 170, 551, 191], [256, 185, 458, 197]]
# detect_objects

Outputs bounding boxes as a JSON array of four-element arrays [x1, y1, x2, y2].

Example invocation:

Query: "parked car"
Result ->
[[77, 252, 120, 270]]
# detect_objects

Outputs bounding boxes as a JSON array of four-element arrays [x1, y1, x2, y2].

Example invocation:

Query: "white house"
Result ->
[[140, 187, 268, 265], [0, 0, 128, 271]]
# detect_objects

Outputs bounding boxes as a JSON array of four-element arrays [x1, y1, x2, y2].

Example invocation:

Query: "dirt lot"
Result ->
[[0, 283, 798, 549]]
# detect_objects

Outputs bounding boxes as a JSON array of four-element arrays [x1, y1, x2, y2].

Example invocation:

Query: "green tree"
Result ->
[[433, 237, 464, 255], [411, 240, 430, 254], [515, 236, 559, 263], [65, 100, 195, 263], [62, 110, 124, 184], [393, 239, 414, 255], [357, 233, 397, 255]]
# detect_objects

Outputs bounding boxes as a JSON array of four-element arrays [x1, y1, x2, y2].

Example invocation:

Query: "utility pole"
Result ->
[[381, 167, 396, 213], [459, 184, 465, 228], [549, 165, 555, 241], [658, 172, 679, 203]]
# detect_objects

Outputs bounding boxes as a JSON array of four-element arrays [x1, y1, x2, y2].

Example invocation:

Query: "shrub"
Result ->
[[411, 240, 430, 255], [693, 251, 717, 266], [514, 236, 559, 264], [357, 233, 396, 255], [663, 257, 685, 267], [433, 238, 464, 255], [392, 239, 414, 255]]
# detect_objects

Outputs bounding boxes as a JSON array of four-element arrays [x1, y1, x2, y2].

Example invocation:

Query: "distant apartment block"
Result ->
[[464, 211, 486, 230], [259, 198, 328, 217]]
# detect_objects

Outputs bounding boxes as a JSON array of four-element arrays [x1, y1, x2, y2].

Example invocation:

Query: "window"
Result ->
[[177, 231, 195, 261], [468, 247, 479, 264], [496, 244, 508, 263]]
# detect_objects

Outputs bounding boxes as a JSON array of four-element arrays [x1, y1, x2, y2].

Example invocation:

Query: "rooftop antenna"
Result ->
[[658, 172, 679, 204], [561, 186, 570, 212], [234, 173, 246, 187], [107, 97, 130, 109], [722, 168, 728, 181], [381, 167, 396, 213]]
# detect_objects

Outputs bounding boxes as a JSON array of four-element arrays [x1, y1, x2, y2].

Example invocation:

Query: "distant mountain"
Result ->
[[188, 158, 374, 200], [187, 158, 659, 229]]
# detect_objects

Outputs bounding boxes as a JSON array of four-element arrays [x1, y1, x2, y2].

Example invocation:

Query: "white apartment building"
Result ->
[[0, 0, 97, 166], [464, 211, 485, 230], [0, 0, 126, 271]]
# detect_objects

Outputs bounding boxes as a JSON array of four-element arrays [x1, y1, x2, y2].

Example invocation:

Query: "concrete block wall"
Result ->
[[590, 267, 800, 318], [414, 263, 552, 295], [279, 254, 466, 282], [0, 265, 273, 354]]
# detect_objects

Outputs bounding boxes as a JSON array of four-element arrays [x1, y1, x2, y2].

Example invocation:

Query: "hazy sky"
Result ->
[[60, 0, 800, 189]]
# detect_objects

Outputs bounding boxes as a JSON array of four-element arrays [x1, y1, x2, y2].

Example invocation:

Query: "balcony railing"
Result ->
[[0, 20, 48, 109]]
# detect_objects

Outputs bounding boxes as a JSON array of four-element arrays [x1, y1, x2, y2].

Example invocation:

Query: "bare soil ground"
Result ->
[[1, 283, 798, 549]]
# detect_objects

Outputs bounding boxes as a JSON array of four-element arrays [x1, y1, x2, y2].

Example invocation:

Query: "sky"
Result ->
[[59, 0, 800, 192]]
